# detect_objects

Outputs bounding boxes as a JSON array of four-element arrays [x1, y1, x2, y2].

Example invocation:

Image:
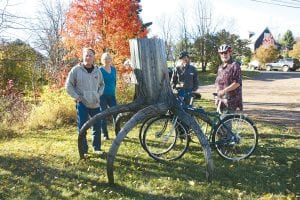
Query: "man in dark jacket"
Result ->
[[171, 51, 199, 105]]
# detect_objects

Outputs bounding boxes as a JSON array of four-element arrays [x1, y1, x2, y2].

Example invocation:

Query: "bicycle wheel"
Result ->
[[212, 114, 258, 161], [143, 115, 189, 161], [139, 116, 162, 150], [186, 109, 212, 143]]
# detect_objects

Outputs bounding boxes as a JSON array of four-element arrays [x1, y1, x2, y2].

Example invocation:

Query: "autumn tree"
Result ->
[[63, 0, 148, 65], [289, 42, 300, 59], [253, 45, 279, 66]]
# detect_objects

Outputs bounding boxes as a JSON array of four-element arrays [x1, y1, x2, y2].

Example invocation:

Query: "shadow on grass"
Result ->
[[0, 127, 299, 199], [186, 143, 299, 195], [112, 128, 300, 196], [0, 155, 184, 200]]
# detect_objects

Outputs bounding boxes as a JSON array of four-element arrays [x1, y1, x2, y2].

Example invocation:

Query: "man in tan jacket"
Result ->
[[66, 48, 105, 156]]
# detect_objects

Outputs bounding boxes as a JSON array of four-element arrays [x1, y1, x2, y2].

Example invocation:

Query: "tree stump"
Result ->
[[78, 38, 213, 184]]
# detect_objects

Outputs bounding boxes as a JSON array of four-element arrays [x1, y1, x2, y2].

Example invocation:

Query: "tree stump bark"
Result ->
[[78, 38, 213, 184]]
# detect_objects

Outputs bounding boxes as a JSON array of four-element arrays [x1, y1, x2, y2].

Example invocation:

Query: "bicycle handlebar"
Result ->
[[174, 87, 201, 99], [213, 93, 228, 114]]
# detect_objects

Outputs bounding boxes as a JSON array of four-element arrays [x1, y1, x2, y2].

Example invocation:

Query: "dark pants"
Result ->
[[178, 89, 192, 105], [100, 95, 117, 138], [77, 102, 101, 153]]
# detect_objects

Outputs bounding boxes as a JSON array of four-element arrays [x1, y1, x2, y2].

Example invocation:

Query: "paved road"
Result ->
[[199, 71, 300, 132]]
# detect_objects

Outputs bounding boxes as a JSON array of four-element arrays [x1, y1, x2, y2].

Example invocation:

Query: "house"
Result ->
[[248, 27, 280, 52]]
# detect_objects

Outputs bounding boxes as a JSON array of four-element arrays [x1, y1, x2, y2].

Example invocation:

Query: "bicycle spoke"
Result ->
[[143, 116, 189, 161], [214, 115, 258, 161]]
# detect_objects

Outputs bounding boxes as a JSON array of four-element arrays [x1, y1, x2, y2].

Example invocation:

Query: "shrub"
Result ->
[[0, 124, 20, 139], [0, 80, 30, 138], [0, 80, 30, 122], [26, 87, 76, 129], [116, 77, 136, 104]]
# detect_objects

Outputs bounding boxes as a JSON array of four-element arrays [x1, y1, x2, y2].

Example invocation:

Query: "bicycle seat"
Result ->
[[192, 92, 201, 99]]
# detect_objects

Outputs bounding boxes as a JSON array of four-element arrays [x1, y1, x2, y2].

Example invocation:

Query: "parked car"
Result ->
[[248, 60, 261, 70], [265, 58, 300, 72]]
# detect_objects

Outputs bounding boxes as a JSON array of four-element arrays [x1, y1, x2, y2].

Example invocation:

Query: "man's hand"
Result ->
[[76, 96, 83, 102], [217, 89, 226, 97]]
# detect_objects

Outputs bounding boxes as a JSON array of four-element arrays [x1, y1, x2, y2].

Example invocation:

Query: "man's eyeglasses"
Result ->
[[219, 51, 229, 55]]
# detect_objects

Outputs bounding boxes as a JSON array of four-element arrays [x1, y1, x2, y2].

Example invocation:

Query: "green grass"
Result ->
[[0, 99, 299, 199], [199, 70, 260, 86]]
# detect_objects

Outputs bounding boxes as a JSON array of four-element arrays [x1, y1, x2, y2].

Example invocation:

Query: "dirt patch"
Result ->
[[199, 72, 300, 133]]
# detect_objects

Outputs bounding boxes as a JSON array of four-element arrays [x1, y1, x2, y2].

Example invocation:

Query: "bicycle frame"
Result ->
[[185, 103, 243, 147], [141, 92, 258, 161]]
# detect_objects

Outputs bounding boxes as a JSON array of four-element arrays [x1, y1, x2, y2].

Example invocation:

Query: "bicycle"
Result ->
[[138, 89, 201, 155], [141, 93, 258, 162]]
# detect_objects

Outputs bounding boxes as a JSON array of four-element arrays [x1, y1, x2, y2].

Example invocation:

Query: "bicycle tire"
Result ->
[[143, 115, 190, 161], [212, 114, 258, 161], [185, 108, 213, 143], [139, 115, 165, 150]]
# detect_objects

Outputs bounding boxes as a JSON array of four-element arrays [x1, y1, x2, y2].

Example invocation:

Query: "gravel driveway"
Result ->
[[199, 71, 300, 133]]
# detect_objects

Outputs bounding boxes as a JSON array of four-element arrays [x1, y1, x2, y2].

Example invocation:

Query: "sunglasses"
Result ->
[[219, 51, 229, 55]]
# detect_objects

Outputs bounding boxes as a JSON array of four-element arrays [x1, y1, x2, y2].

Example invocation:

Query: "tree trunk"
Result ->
[[78, 38, 213, 184]]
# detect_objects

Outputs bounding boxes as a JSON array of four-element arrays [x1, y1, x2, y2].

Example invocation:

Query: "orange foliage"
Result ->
[[62, 0, 148, 66]]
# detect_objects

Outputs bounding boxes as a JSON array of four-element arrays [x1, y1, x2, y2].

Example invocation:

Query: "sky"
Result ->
[[1, 0, 300, 44], [140, 0, 300, 40]]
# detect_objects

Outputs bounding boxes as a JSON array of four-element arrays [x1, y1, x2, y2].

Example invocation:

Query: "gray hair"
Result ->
[[101, 52, 112, 64]]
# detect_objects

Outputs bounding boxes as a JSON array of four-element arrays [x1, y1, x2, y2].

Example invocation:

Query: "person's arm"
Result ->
[[65, 67, 81, 101], [215, 66, 220, 93], [98, 71, 105, 96], [217, 82, 240, 96], [171, 67, 178, 89], [192, 66, 199, 91]]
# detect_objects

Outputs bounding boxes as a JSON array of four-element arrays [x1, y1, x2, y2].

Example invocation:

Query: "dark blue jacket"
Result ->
[[171, 64, 199, 91]]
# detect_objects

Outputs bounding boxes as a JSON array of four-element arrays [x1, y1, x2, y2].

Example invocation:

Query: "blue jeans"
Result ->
[[100, 95, 117, 138], [77, 102, 101, 153]]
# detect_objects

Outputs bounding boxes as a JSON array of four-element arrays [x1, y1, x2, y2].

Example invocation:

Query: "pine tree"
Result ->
[[281, 30, 295, 50]]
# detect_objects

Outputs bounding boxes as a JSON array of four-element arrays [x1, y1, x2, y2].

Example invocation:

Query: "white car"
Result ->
[[248, 60, 261, 70]]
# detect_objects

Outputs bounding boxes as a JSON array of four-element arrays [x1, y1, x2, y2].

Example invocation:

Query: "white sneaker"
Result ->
[[103, 136, 109, 140], [93, 150, 104, 155]]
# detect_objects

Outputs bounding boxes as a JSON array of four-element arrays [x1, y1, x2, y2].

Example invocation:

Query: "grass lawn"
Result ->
[[0, 99, 299, 199], [199, 70, 260, 86]]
